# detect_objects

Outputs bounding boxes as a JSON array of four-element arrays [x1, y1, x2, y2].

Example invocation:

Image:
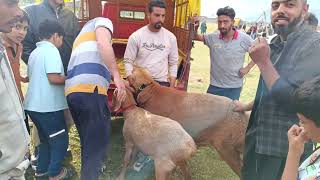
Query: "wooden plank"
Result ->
[[88, 0, 102, 19], [105, 0, 148, 5], [163, 0, 174, 31]]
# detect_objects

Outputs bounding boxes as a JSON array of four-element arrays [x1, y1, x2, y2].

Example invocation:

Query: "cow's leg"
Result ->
[[177, 160, 192, 180], [212, 139, 242, 177], [116, 140, 134, 180], [154, 159, 176, 180]]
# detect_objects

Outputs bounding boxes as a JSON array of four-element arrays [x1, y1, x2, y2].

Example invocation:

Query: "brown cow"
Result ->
[[127, 67, 250, 176], [113, 89, 196, 180]]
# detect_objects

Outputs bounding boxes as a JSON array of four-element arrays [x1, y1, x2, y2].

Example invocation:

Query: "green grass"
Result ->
[[23, 22, 260, 180]]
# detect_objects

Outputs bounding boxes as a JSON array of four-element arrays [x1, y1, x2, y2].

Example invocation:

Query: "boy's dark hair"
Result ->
[[293, 76, 320, 127], [306, 12, 318, 27], [148, 0, 166, 13], [17, 10, 30, 25], [217, 6, 236, 20], [38, 19, 65, 40]]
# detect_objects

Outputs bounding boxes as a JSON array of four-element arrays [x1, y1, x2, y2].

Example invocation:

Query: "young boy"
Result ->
[[281, 76, 320, 180], [24, 19, 71, 180], [1, 10, 30, 133]]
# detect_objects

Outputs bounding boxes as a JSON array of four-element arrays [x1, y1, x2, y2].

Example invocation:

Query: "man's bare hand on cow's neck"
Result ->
[[233, 100, 253, 112], [114, 77, 126, 102]]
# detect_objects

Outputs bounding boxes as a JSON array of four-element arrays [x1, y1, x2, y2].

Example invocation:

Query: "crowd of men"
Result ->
[[1, 0, 320, 179]]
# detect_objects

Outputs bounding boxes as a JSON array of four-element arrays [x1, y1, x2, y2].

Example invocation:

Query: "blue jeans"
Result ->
[[67, 89, 111, 180], [26, 110, 68, 177], [207, 85, 242, 100]]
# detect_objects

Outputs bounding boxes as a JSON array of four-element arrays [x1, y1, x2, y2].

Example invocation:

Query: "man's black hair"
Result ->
[[216, 6, 236, 20], [38, 19, 65, 40], [293, 76, 320, 127], [307, 12, 318, 27], [148, 0, 166, 13], [17, 10, 30, 25]]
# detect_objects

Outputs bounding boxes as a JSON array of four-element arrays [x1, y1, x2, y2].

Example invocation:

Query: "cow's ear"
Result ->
[[127, 76, 136, 90]]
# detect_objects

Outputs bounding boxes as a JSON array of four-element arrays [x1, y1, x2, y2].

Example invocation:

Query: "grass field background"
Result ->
[[22, 23, 260, 180]]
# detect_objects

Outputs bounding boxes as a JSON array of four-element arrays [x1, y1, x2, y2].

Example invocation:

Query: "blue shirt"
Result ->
[[24, 41, 68, 112]]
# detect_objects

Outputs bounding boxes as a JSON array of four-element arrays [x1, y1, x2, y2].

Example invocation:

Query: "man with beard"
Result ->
[[233, 0, 320, 179], [124, 0, 178, 88], [194, 6, 255, 100], [0, 0, 30, 179]]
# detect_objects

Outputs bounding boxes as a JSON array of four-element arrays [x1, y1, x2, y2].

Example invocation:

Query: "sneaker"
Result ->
[[31, 156, 38, 171], [35, 171, 48, 180], [133, 153, 152, 172], [49, 167, 74, 180], [125, 153, 155, 180]]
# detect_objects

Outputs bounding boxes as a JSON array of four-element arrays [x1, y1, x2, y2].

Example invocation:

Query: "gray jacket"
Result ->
[[23, 0, 80, 73], [0, 39, 29, 176]]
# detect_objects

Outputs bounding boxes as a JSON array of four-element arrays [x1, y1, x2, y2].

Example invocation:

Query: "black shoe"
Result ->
[[66, 149, 72, 158], [64, 149, 73, 163]]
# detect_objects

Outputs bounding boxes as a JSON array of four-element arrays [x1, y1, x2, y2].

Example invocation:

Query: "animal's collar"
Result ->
[[136, 83, 152, 95], [134, 83, 152, 105], [115, 104, 136, 115], [121, 104, 136, 112]]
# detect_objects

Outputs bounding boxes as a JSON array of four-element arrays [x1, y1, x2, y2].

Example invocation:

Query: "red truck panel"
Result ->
[[100, 1, 193, 113], [102, 2, 147, 39]]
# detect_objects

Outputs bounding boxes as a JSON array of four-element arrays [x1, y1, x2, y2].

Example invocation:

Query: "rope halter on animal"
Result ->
[[134, 83, 152, 104]]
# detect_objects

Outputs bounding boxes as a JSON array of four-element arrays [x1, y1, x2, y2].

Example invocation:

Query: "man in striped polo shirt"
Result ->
[[65, 17, 126, 180]]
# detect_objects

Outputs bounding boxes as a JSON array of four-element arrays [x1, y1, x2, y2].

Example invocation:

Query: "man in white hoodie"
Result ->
[[123, 1, 178, 178], [124, 0, 179, 88], [0, 0, 30, 179]]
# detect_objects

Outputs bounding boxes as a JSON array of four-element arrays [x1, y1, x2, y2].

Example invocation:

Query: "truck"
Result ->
[[65, 0, 200, 112]]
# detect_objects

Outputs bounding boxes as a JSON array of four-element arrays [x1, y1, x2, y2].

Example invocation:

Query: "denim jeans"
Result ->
[[207, 85, 242, 100], [26, 110, 68, 177], [67, 89, 111, 180]]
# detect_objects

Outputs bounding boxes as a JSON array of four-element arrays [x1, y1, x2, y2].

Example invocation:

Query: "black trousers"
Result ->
[[241, 129, 286, 180], [67, 90, 111, 180], [241, 129, 311, 180]]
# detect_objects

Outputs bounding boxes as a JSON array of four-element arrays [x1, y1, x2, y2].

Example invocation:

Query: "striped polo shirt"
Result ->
[[65, 17, 113, 96]]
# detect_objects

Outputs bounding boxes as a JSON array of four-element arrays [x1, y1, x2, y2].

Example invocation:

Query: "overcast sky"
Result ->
[[201, 0, 320, 22]]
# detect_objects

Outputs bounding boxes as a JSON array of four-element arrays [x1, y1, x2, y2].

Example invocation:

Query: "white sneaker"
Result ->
[[133, 156, 152, 172]]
